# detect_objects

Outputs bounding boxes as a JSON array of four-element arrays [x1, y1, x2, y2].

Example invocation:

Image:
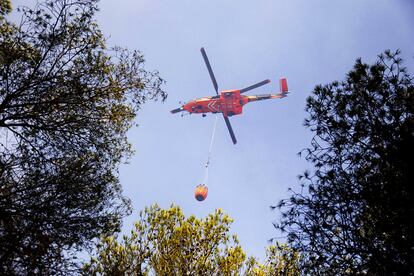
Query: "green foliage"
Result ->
[[0, 0, 165, 273], [0, 0, 12, 35], [84, 205, 300, 275], [245, 244, 300, 276], [84, 204, 246, 275], [0, 0, 11, 18], [276, 50, 414, 274]]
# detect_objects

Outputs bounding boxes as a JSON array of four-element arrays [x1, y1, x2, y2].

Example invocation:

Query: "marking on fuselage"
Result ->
[[207, 100, 221, 112]]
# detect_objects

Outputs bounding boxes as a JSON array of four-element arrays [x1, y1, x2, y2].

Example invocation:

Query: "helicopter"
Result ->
[[171, 47, 289, 144]]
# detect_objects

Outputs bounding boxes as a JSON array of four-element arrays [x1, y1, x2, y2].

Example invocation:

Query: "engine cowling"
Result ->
[[220, 90, 244, 116]]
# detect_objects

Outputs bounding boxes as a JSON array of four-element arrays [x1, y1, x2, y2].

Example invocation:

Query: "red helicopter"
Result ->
[[171, 48, 289, 144]]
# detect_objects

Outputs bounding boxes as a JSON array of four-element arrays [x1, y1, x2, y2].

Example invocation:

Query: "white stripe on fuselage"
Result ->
[[207, 100, 221, 112]]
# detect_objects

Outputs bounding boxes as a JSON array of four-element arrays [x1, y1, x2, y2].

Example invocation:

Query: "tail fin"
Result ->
[[279, 78, 288, 93]]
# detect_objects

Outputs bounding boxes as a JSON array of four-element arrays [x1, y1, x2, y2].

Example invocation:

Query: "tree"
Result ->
[[0, 0, 11, 20], [245, 244, 300, 276], [84, 205, 300, 275], [275, 50, 414, 274], [0, 0, 165, 273], [83, 204, 247, 275]]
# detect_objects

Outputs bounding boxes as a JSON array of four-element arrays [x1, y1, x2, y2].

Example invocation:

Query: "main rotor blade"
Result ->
[[223, 115, 237, 144], [240, 79, 271, 94], [200, 47, 219, 95]]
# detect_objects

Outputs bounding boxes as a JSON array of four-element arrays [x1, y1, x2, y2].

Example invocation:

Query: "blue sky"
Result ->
[[93, 0, 414, 260], [11, 0, 414, 261]]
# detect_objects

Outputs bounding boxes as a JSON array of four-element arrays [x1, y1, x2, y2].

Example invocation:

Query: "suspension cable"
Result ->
[[202, 115, 218, 185]]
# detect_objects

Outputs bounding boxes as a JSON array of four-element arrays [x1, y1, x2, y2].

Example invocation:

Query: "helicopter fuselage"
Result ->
[[183, 90, 246, 116], [178, 89, 285, 117]]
